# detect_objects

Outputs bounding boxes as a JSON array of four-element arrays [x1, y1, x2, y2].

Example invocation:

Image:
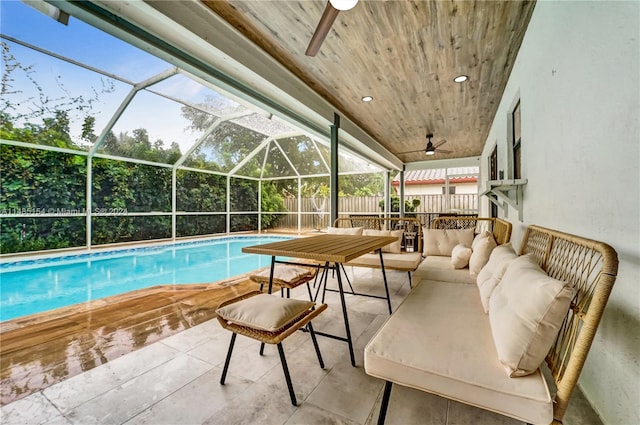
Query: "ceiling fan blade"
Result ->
[[433, 139, 448, 149], [436, 148, 452, 154], [305, 2, 340, 56]]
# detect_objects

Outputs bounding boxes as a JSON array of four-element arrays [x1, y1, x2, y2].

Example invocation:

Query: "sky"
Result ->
[[0, 1, 230, 154]]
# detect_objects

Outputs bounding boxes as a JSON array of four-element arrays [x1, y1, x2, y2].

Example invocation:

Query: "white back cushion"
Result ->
[[423, 228, 475, 257], [476, 243, 518, 313], [327, 226, 363, 235], [489, 254, 572, 377], [469, 231, 497, 277]]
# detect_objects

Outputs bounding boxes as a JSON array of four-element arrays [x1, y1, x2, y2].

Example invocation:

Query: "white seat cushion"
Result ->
[[346, 252, 422, 271], [249, 264, 316, 287], [364, 281, 553, 424], [415, 256, 476, 285]]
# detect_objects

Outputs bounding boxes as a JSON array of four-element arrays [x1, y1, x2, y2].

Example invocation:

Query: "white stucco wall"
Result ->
[[480, 2, 640, 423]]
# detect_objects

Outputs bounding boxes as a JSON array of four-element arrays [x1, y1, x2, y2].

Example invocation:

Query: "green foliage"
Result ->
[[261, 181, 286, 228], [379, 196, 421, 213], [339, 173, 383, 197], [177, 215, 225, 237], [97, 128, 182, 164], [176, 170, 226, 212]]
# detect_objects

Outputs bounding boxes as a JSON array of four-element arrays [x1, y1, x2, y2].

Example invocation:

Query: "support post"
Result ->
[[384, 171, 390, 218], [171, 168, 177, 240], [399, 167, 405, 218], [85, 157, 92, 249], [330, 113, 339, 224]]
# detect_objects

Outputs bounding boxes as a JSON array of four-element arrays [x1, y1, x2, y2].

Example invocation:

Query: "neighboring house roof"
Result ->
[[392, 167, 479, 186]]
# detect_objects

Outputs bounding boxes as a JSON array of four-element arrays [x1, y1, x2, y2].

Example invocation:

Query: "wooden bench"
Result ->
[[332, 216, 424, 288]]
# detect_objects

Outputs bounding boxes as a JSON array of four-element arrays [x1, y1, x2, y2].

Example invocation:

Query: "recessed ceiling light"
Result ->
[[453, 75, 468, 83], [361, 96, 373, 102]]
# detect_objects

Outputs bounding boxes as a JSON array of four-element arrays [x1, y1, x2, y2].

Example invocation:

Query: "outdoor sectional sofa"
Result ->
[[364, 217, 618, 424]]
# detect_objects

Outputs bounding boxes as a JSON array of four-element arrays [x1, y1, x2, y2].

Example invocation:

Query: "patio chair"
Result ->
[[216, 291, 327, 405]]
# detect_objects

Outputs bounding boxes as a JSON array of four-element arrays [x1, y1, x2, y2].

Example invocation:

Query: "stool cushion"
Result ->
[[250, 264, 315, 287], [216, 294, 315, 332]]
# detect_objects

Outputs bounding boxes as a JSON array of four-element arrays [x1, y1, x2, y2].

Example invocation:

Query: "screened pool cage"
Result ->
[[0, 2, 392, 254]]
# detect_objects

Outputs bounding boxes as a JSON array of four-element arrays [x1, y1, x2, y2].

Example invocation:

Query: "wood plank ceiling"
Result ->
[[202, 0, 536, 165]]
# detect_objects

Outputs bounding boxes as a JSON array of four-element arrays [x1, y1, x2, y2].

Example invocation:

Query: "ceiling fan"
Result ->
[[395, 134, 452, 156], [306, 0, 359, 56]]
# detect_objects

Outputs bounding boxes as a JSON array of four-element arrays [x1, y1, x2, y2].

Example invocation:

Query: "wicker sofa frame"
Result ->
[[517, 225, 618, 422], [431, 216, 512, 245], [366, 220, 618, 424]]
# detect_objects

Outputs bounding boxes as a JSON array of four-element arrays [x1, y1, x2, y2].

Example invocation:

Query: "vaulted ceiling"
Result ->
[[201, 0, 536, 165]]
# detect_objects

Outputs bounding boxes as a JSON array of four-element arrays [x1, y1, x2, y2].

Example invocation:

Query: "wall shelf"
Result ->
[[479, 179, 528, 221]]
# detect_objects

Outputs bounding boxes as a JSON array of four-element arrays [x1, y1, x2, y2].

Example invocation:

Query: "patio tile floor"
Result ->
[[0, 268, 603, 425]]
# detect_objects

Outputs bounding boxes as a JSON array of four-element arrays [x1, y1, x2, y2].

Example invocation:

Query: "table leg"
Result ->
[[313, 261, 357, 367], [335, 262, 356, 367], [268, 256, 276, 294], [378, 249, 393, 315]]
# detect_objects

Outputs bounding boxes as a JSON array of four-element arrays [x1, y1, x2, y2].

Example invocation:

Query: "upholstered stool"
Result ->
[[216, 291, 327, 406], [249, 264, 318, 300]]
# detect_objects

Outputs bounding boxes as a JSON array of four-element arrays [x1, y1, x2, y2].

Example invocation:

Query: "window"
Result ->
[[442, 186, 456, 195], [512, 101, 522, 179], [489, 145, 498, 180], [489, 145, 498, 217]]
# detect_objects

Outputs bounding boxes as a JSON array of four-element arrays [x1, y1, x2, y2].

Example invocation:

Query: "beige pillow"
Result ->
[[327, 226, 363, 235], [363, 229, 390, 237], [422, 228, 475, 256], [216, 294, 315, 332], [363, 229, 390, 253], [476, 243, 518, 313], [384, 229, 404, 254], [250, 264, 315, 286], [468, 231, 497, 277], [489, 254, 572, 377], [450, 244, 472, 269]]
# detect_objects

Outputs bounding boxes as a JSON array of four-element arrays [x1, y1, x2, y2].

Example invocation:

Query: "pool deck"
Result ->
[[0, 274, 258, 406], [1, 267, 603, 425]]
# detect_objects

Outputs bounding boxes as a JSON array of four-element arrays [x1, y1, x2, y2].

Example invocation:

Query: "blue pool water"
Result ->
[[0, 236, 289, 322]]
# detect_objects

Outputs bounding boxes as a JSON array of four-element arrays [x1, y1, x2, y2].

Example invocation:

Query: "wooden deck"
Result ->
[[0, 276, 260, 406]]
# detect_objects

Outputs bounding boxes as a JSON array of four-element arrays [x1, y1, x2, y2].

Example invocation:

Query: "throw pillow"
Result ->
[[422, 228, 475, 256], [363, 229, 390, 237], [216, 294, 315, 332], [489, 254, 573, 377], [327, 226, 363, 235], [476, 243, 518, 313], [363, 229, 391, 253], [468, 231, 497, 277], [384, 229, 405, 254], [450, 244, 472, 269]]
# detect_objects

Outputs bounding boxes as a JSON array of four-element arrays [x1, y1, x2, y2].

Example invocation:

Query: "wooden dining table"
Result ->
[[242, 234, 399, 366]]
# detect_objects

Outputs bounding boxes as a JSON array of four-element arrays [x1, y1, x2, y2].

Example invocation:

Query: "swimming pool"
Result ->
[[0, 236, 290, 322]]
